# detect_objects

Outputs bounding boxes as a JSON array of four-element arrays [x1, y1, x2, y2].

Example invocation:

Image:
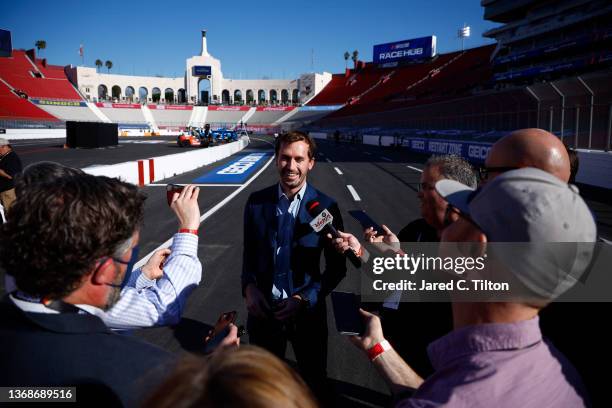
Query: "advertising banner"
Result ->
[[95, 103, 141, 109], [406, 137, 492, 163], [0, 29, 12, 58], [32, 99, 87, 107], [208, 106, 251, 111], [147, 105, 193, 110], [299, 105, 343, 111], [373, 36, 437, 64], [192, 65, 212, 76], [255, 106, 295, 112]]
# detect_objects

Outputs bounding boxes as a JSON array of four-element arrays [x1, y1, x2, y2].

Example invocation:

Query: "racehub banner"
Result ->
[[373, 36, 437, 64]]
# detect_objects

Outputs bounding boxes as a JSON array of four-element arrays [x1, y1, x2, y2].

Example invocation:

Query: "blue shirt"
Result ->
[[272, 183, 319, 307]]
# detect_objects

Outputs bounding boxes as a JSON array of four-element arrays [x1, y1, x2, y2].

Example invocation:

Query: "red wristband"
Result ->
[[179, 228, 198, 235], [367, 340, 391, 361]]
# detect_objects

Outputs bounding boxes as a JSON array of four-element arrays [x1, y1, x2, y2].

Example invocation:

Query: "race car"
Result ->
[[177, 133, 205, 147], [211, 129, 239, 144], [177, 127, 211, 147]]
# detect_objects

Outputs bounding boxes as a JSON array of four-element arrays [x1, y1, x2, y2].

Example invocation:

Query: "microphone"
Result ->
[[306, 200, 361, 268]]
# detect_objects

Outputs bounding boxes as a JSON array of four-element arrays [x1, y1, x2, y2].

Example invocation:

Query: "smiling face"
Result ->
[[276, 140, 314, 197]]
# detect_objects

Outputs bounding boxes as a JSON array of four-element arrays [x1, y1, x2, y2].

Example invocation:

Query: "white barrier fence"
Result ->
[[4, 129, 66, 140], [83, 137, 250, 186]]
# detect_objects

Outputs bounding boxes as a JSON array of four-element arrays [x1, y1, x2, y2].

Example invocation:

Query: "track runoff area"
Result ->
[[128, 135, 610, 405]]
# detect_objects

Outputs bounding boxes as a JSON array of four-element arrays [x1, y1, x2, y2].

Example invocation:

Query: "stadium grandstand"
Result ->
[[0, 1, 610, 149], [308, 0, 611, 153]]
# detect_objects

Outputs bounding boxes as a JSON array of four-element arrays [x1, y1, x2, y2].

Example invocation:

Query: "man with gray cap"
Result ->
[[348, 167, 595, 407], [0, 137, 22, 211]]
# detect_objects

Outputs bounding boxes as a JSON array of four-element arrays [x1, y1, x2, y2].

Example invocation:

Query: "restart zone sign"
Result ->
[[407, 138, 492, 164], [373, 36, 437, 64], [193, 152, 270, 184]]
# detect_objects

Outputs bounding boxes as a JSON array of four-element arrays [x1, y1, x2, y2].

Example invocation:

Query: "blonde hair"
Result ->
[[144, 346, 318, 408]]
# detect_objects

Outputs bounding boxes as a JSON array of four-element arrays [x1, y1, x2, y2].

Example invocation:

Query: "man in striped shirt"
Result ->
[[3, 161, 202, 330]]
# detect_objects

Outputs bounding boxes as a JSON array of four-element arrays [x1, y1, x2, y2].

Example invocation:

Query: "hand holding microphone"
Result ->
[[306, 200, 361, 268]]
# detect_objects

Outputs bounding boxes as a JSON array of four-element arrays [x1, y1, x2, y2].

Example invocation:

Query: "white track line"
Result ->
[[326, 158, 332, 163], [334, 167, 343, 175], [406, 165, 423, 173], [134, 155, 275, 268], [147, 183, 243, 187], [346, 185, 361, 201], [380, 156, 393, 162]]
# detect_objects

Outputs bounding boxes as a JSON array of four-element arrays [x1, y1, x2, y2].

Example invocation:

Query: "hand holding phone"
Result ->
[[166, 184, 185, 206], [349, 210, 384, 237], [166, 184, 201, 230], [203, 311, 244, 353], [331, 291, 365, 336]]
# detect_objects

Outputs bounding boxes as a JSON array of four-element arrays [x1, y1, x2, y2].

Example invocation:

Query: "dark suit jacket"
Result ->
[[0, 296, 174, 407], [242, 183, 347, 305]]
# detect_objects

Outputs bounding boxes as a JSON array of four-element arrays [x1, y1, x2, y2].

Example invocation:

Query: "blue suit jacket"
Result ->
[[242, 183, 347, 306], [0, 296, 174, 407]]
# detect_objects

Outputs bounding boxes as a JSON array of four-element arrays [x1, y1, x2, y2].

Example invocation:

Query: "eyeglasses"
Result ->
[[415, 182, 436, 192], [478, 166, 520, 181]]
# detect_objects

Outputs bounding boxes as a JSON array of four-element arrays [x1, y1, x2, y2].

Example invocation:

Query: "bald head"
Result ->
[[486, 128, 570, 182]]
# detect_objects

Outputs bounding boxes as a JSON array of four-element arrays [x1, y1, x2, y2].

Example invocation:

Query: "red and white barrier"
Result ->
[[82, 137, 249, 186]]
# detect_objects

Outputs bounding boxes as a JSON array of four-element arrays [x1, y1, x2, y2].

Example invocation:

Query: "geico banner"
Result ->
[[407, 138, 492, 163], [373, 36, 437, 64]]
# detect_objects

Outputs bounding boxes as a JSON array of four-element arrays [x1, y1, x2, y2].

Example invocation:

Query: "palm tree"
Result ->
[[344, 51, 350, 69], [95, 59, 103, 72], [34, 40, 46, 56], [105, 60, 113, 73], [351, 50, 359, 68]]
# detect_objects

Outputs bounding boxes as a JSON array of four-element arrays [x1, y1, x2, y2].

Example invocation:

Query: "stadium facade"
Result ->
[[67, 31, 332, 106]]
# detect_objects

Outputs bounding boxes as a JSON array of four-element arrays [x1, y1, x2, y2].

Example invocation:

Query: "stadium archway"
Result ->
[[98, 84, 108, 101], [198, 79, 210, 105], [222, 89, 230, 104], [234, 90, 242, 104], [246, 89, 254, 104], [258, 89, 266, 104], [139, 87, 148, 103], [270, 89, 278, 104], [152, 87, 161, 103], [292, 89, 298, 103], [177, 88, 186, 103], [164, 88, 174, 103], [125, 86, 135, 102], [111, 85, 121, 100], [281, 89, 289, 104]]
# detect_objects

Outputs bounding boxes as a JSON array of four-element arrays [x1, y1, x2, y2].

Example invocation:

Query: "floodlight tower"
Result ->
[[458, 24, 471, 51]]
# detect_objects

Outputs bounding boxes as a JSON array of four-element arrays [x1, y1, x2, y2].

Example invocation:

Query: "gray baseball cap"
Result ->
[[436, 167, 597, 299], [0, 137, 9, 146]]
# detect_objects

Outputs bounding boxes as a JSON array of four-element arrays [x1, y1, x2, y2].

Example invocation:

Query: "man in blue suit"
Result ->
[[242, 131, 347, 399]]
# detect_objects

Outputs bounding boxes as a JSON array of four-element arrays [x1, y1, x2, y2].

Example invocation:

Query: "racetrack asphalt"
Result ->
[[5, 135, 612, 406]]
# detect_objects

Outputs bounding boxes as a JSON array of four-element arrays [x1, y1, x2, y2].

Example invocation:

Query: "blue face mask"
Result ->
[[108, 245, 140, 289]]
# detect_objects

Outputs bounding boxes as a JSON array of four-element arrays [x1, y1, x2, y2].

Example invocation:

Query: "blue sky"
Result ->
[[1, 0, 498, 79]]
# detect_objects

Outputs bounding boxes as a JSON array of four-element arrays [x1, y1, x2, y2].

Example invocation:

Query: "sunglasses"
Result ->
[[478, 166, 520, 181]]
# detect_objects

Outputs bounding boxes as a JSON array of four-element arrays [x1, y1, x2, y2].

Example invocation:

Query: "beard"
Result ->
[[103, 286, 122, 311], [103, 272, 123, 311]]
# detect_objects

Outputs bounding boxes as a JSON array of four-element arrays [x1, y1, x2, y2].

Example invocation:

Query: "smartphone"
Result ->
[[203, 311, 237, 353], [348, 210, 384, 236], [331, 291, 365, 336], [166, 184, 185, 206]]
